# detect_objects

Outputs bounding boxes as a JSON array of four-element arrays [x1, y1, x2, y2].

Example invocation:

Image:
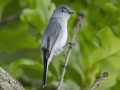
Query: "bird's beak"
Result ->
[[69, 11, 74, 14]]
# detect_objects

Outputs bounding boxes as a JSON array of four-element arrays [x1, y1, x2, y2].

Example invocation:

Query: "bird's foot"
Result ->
[[62, 65, 68, 70], [62, 42, 75, 49], [69, 42, 75, 46]]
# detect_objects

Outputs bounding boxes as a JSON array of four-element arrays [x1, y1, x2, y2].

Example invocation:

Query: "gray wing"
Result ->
[[41, 19, 61, 58]]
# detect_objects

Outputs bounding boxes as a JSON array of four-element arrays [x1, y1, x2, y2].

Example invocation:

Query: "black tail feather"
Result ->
[[42, 49, 48, 88]]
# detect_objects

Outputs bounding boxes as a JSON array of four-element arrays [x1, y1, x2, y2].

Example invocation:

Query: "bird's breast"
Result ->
[[53, 24, 68, 55]]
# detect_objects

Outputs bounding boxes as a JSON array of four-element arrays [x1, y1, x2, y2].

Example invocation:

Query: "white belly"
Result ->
[[53, 28, 67, 56]]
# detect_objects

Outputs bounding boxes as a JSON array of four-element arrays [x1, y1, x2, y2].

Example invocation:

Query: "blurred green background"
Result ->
[[0, 0, 120, 90]]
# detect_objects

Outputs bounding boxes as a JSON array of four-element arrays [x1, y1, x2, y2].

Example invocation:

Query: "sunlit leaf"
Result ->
[[20, 0, 56, 30], [90, 27, 120, 65]]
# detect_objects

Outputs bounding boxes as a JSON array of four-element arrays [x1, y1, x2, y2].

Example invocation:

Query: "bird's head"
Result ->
[[51, 4, 74, 20]]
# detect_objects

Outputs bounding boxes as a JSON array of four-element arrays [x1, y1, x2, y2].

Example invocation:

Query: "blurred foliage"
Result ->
[[0, 0, 120, 90]]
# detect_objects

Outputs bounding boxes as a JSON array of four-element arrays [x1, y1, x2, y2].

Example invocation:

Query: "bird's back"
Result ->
[[41, 18, 67, 54]]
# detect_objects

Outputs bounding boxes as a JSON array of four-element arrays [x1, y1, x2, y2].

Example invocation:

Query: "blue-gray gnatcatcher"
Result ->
[[41, 4, 73, 88]]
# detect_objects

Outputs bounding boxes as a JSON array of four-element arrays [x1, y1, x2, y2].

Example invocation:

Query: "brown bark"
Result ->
[[0, 67, 25, 90]]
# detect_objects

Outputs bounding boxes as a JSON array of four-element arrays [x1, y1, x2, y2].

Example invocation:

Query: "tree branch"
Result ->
[[90, 72, 109, 90], [0, 67, 25, 90], [57, 12, 84, 90]]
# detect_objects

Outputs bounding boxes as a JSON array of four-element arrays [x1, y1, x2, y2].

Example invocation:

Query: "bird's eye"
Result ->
[[62, 9, 64, 12]]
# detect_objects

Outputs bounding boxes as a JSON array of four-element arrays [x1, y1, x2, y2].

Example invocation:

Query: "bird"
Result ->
[[41, 4, 74, 88]]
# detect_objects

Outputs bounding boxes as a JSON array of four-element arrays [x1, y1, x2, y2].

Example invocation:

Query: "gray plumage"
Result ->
[[41, 4, 73, 88]]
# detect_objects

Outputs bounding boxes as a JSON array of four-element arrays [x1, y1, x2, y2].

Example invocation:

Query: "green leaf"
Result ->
[[105, 2, 118, 12], [111, 80, 120, 90], [9, 59, 43, 79], [0, 60, 3, 67], [0, 0, 13, 21], [70, 62, 85, 83], [111, 76, 120, 90], [52, 79, 80, 90], [95, 61, 120, 90], [90, 27, 120, 66], [0, 49, 40, 64], [20, 0, 56, 30], [88, 27, 120, 89], [0, 29, 38, 52], [61, 79, 80, 90]]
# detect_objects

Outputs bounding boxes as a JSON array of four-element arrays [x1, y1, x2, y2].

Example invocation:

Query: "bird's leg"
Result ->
[[62, 42, 75, 49], [62, 65, 68, 70], [54, 56, 68, 70], [54, 55, 63, 66], [62, 43, 69, 49]]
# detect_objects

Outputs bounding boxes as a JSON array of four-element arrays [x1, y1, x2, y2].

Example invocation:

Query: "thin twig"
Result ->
[[57, 12, 84, 90], [90, 72, 109, 90]]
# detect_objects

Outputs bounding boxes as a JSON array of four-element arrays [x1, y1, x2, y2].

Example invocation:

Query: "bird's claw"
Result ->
[[62, 65, 68, 70], [69, 42, 75, 46]]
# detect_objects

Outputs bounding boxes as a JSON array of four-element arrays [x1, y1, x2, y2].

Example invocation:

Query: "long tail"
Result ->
[[42, 49, 48, 88]]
